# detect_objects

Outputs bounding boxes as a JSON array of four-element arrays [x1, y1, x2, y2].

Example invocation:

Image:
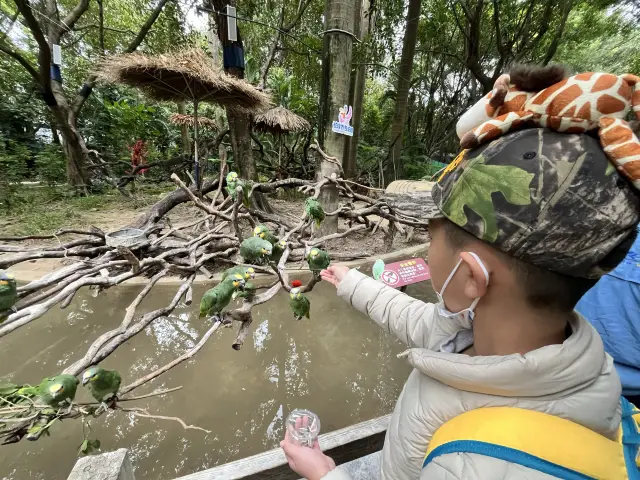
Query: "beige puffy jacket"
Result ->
[[322, 270, 621, 480]]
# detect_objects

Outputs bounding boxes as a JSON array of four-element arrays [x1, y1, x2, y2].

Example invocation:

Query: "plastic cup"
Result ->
[[286, 409, 321, 447]]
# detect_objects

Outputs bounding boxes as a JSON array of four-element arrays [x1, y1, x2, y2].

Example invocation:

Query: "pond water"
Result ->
[[0, 260, 436, 479]]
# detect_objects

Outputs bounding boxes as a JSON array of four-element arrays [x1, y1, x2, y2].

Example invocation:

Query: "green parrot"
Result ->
[[221, 266, 256, 282], [289, 287, 311, 320], [305, 198, 325, 228], [306, 248, 331, 279], [18, 374, 79, 407], [233, 280, 256, 301], [199, 274, 246, 318], [82, 367, 122, 404], [253, 225, 279, 246], [372, 259, 386, 281], [225, 171, 249, 207], [270, 239, 287, 264], [0, 270, 18, 317], [240, 237, 273, 265]]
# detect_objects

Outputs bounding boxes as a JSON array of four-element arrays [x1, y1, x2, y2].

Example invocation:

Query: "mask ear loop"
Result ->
[[465, 252, 490, 311], [438, 258, 463, 300], [466, 252, 490, 286]]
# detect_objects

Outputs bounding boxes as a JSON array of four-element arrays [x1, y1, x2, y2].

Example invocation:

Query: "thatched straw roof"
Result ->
[[169, 113, 218, 130], [96, 49, 271, 111], [253, 106, 311, 135]]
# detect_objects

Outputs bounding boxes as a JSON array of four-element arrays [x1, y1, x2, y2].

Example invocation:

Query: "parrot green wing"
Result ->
[[290, 294, 311, 320], [200, 280, 236, 317], [240, 237, 272, 264], [0, 271, 18, 313], [372, 259, 386, 281], [37, 374, 79, 406], [88, 369, 122, 402]]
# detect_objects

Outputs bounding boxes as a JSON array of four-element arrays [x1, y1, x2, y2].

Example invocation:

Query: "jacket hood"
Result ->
[[403, 314, 614, 398]]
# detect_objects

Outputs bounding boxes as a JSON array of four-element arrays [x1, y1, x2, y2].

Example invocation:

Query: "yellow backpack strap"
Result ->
[[423, 405, 630, 480]]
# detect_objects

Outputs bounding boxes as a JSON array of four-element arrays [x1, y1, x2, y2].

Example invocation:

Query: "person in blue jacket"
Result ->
[[577, 226, 640, 405]]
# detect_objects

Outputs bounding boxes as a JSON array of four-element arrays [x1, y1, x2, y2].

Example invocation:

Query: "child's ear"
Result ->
[[460, 252, 491, 299]]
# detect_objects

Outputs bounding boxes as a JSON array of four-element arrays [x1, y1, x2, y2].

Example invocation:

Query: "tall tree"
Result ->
[[344, 0, 373, 179], [0, 0, 172, 191], [385, 0, 422, 186], [317, 0, 356, 234]]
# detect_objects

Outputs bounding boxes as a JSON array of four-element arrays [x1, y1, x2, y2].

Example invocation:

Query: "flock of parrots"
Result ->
[[0, 172, 330, 410]]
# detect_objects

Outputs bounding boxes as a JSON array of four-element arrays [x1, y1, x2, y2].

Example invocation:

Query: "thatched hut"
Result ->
[[97, 49, 271, 188], [169, 113, 218, 131], [252, 106, 311, 135], [96, 49, 270, 111]]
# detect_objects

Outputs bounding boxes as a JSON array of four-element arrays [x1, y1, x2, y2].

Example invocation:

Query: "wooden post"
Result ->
[[67, 448, 135, 480]]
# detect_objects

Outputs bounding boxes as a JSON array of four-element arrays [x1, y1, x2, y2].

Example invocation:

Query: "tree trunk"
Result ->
[[345, 0, 372, 180], [177, 101, 191, 155], [317, 0, 356, 235], [212, 1, 272, 212], [385, 0, 422, 186]]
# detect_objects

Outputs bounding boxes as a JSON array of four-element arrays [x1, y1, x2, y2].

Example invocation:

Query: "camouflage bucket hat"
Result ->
[[388, 128, 640, 279]]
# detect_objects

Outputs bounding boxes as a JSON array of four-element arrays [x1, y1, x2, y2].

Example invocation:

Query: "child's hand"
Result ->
[[320, 265, 349, 287], [280, 433, 335, 480]]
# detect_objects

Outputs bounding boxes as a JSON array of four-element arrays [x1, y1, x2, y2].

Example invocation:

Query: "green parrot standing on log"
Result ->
[[0, 270, 18, 318], [199, 274, 246, 319], [253, 225, 279, 246], [18, 374, 79, 407], [289, 287, 311, 320], [226, 171, 249, 207], [82, 367, 121, 404], [306, 248, 331, 280], [270, 239, 287, 264], [305, 198, 325, 228], [240, 237, 273, 265], [221, 266, 256, 282]]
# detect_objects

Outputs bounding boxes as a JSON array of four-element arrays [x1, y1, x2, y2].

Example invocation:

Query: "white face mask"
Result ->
[[436, 252, 489, 327]]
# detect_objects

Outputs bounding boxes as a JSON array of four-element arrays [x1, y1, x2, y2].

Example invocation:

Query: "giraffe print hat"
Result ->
[[456, 67, 640, 190]]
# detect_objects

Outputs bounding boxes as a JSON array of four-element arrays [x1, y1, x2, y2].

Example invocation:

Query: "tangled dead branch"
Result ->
[[0, 169, 428, 444]]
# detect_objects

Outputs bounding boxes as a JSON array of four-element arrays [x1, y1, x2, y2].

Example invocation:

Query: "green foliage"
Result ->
[[34, 145, 66, 186]]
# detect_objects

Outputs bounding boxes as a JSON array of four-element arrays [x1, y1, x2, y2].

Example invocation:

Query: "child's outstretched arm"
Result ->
[[322, 266, 461, 350]]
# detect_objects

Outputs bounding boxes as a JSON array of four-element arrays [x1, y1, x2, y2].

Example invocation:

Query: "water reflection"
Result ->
[[0, 266, 436, 479]]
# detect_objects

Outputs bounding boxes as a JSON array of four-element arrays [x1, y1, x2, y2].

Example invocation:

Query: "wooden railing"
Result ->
[[67, 415, 389, 480]]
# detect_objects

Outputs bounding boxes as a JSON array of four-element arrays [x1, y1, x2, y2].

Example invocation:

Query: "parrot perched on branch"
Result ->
[[234, 281, 256, 301], [18, 375, 79, 407], [240, 237, 273, 265], [221, 266, 256, 282], [289, 287, 310, 321], [270, 239, 287, 264], [226, 171, 250, 207], [253, 225, 279, 246], [306, 248, 330, 279], [199, 274, 246, 319], [305, 198, 325, 228], [82, 367, 121, 404], [0, 270, 17, 318]]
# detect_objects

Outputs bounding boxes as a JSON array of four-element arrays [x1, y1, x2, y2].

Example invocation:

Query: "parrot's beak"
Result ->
[[82, 378, 89, 386]]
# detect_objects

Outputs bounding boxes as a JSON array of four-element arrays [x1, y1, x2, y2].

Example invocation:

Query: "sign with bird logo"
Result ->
[[381, 258, 430, 288], [332, 105, 354, 136]]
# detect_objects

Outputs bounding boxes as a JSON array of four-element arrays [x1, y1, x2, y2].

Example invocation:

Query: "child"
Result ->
[[280, 128, 640, 479]]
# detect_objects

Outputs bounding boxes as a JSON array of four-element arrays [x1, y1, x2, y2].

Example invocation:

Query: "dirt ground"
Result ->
[[1, 192, 428, 281]]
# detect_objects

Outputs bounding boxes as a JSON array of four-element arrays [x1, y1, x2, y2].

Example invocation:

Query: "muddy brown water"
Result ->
[[0, 262, 436, 480]]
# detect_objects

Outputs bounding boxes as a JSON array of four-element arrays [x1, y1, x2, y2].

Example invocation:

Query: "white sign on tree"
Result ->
[[332, 105, 354, 136], [226, 5, 237, 42]]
